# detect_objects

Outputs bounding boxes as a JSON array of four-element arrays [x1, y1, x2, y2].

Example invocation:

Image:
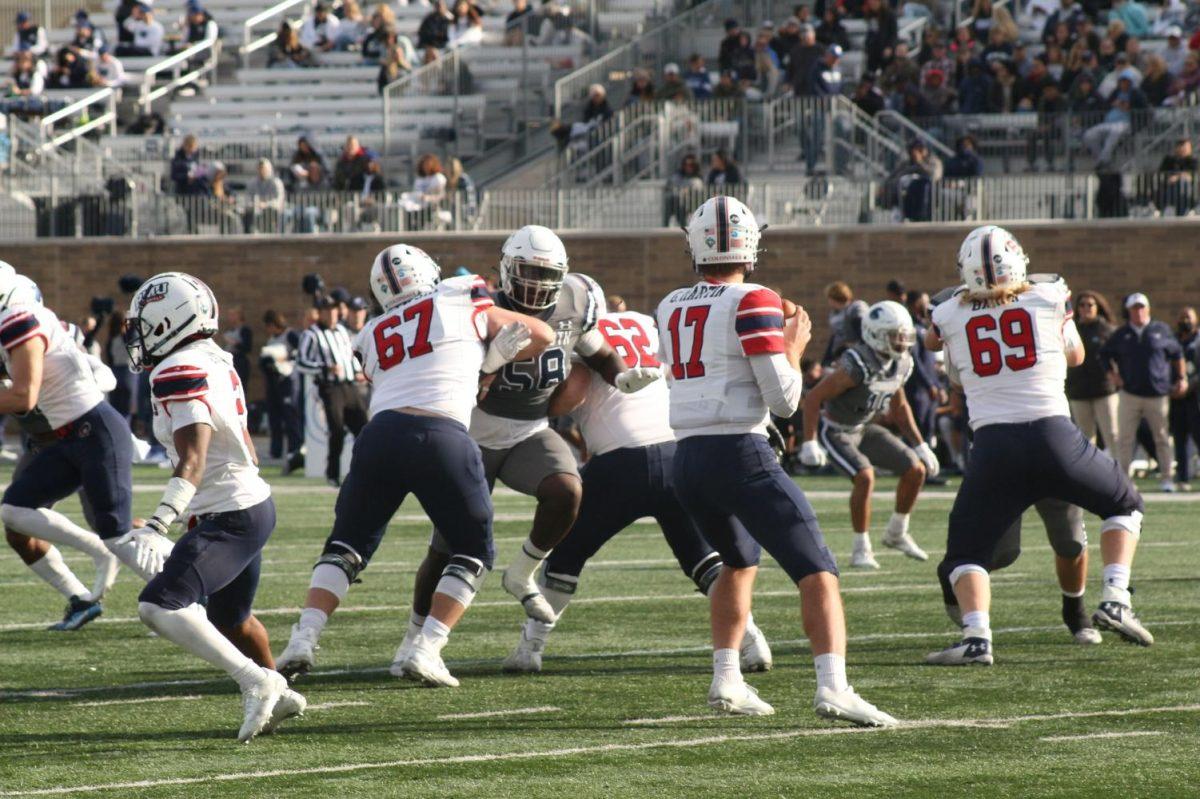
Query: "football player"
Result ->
[[276, 245, 555, 687], [656, 196, 896, 726], [502, 307, 772, 674], [926, 226, 1150, 667], [799, 301, 939, 569], [395, 225, 659, 663], [123, 272, 305, 743]]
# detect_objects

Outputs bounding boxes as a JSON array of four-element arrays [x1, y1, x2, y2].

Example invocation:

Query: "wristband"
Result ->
[[480, 343, 508, 375], [152, 476, 197, 531]]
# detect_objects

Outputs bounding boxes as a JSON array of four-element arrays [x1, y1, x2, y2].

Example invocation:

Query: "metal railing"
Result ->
[[138, 39, 222, 115], [382, 49, 469, 155], [37, 87, 117, 151], [239, 0, 312, 67]]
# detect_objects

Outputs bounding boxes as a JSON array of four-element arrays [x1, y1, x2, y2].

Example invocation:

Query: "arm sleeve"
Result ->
[[574, 327, 605, 357], [736, 288, 786, 356], [749, 353, 804, 418], [0, 311, 44, 351], [86, 354, 117, 393]]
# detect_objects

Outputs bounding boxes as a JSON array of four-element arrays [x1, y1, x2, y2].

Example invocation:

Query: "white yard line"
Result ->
[[73, 695, 202, 708], [2, 705, 1197, 797], [1040, 730, 1165, 743], [623, 714, 720, 726], [437, 706, 560, 720], [306, 701, 371, 711]]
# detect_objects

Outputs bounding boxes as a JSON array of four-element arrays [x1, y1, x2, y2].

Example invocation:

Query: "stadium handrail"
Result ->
[[239, 0, 312, 67], [381, 48, 465, 155], [137, 38, 222, 116], [38, 86, 117, 151], [877, 109, 956, 159]]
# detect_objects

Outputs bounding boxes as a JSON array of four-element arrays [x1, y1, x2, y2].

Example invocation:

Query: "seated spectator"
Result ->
[[377, 41, 412, 93], [706, 148, 741, 188], [505, 0, 537, 45], [117, 3, 165, 57], [815, 7, 849, 51], [10, 11, 48, 58], [244, 158, 285, 233], [300, 2, 340, 52], [726, 31, 756, 85], [987, 58, 1026, 112], [1043, 42, 1065, 83], [334, 0, 367, 50], [1140, 55, 1172, 107], [171, 134, 209, 195], [417, 0, 452, 49], [951, 24, 978, 76], [71, 15, 107, 58], [536, 1, 591, 48], [852, 73, 885, 116], [770, 18, 801, 68], [1068, 72, 1104, 120], [1157, 137, 1196, 216], [334, 135, 370, 190], [884, 140, 943, 221], [1083, 70, 1148, 166], [921, 39, 954, 85], [957, 58, 993, 113], [268, 23, 316, 68], [5, 50, 45, 98], [1162, 27, 1188, 78], [881, 41, 919, 95], [655, 63, 693, 102], [183, 2, 219, 47], [712, 69, 744, 99], [1110, 0, 1148, 38], [970, 0, 994, 42], [289, 133, 327, 186], [95, 46, 126, 87], [448, 0, 483, 49], [625, 68, 654, 105], [1170, 54, 1200, 104], [944, 134, 984, 177], [1099, 52, 1140, 97], [663, 152, 703, 226], [408, 153, 446, 205], [361, 5, 397, 62], [683, 54, 713, 99], [114, 0, 137, 47], [445, 156, 477, 220], [718, 18, 742, 72], [982, 25, 1014, 61], [46, 46, 96, 89], [582, 83, 612, 124], [920, 68, 956, 114]]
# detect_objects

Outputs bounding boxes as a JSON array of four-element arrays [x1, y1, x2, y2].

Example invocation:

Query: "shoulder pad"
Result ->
[[561, 273, 604, 332], [930, 285, 966, 307]]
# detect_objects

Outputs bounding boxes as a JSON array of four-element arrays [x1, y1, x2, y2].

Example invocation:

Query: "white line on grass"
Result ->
[[2, 705, 1197, 797], [307, 701, 371, 711], [73, 695, 202, 708], [437, 706, 561, 720], [1040, 731, 1165, 743]]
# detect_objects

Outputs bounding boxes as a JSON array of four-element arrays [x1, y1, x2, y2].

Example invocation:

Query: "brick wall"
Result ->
[[7, 219, 1198, 396]]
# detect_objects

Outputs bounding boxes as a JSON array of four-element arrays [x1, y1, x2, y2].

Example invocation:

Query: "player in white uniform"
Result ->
[[122, 272, 305, 743], [502, 310, 772, 673], [277, 244, 555, 688], [926, 225, 1151, 667], [656, 196, 896, 726]]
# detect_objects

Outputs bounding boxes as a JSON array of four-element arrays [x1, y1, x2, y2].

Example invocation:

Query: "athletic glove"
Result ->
[[481, 321, 532, 374], [614, 366, 662, 394], [109, 527, 174, 580], [799, 440, 827, 468], [915, 442, 940, 478]]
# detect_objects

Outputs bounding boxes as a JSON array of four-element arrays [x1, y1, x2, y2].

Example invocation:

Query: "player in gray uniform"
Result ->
[[397, 226, 660, 667], [800, 301, 941, 570]]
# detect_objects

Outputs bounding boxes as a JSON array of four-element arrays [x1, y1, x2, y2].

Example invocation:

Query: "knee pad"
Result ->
[[435, 555, 488, 607], [691, 553, 724, 595], [315, 541, 366, 584], [947, 563, 989, 588], [1102, 509, 1143, 540]]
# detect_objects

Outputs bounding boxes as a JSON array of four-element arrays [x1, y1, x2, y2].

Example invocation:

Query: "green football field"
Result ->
[[1, 463, 1198, 798]]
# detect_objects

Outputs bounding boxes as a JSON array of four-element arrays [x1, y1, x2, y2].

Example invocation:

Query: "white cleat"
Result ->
[[1073, 627, 1103, 645], [925, 636, 994, 666], [261, 687, 307, 735], [503, 627, 545, 674], [1093, 602, 1154, 647], [276, 624, 319, 682], [881, 530, 929, 561], [89, 550, 121, 601], [388, 628, 421, 677], [708, 679, 775, 716], [237, 670, 288, 743], [849, 548, 881, 570], [739, 623, 773, 673], [814, 686, 898, 727], [501, 569, 558, 624], [397, 639, 460, 688]]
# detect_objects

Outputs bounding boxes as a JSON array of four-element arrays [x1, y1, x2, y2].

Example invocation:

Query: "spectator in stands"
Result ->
[[815, 7, 849, 51], [862, 0, 898, 74], [1027, 78, 1066, 170], [969, 0, 995, 42], [446, 157, 477, 221], [1139, 55, 1172, 107], [243, 158, 286, 233], [537, 1, 591, 48], [1066, 290, 1118, 449], [1170, 54, 1200, 105], [1067, 71, 1104, 120], [505, 0, 536, 45], [300, 2, 341, 53], [713, 69, 743, 99], [334, 135, 370, 191], [1169, 307, 1200, 489], [10, 12, 48, 58], [852, 74, 885, 116], [753, 30, 782, 98], [334, 0, 368, 50], [183, 2, 219, 47], [944, 134, 984, 176], [656, 63, 693, 101], [1102, 292, 1188, 491], [784, 21, 822, 95], [1098, 51, 1140, 97], [1162, 26, 1188, 78], [919, 67, 956, 115], [207, 161, 240, 232], [71, 15, 107, 59], [1083, 70, 1147, 166], [95, 46, 126, 87], [377, 41, 412, 92], [269, 22, 316, 68], [706, 148, 741, 188], [362, 4, 397, 62], [663, 152, 703, 227], [625, 68, 655, 105], [1110, 0, 1148, 38], [117, 3, 165, 57], [987, 58, 1026, 113], [1157, 137, 1196, 216], [582, 83, 612, 124], [921, 39, 954, 85], [114, 0, 137, 47], [950, 24, 978, 72], [171, 135, 209, 195], [718, 19, 742, 73], [46, 47, 97, 89], [728, 31, 756, 88], [884, 140, 943, 221], [402, 152, 444, 228], [770, 18, 801, 70], [880, 41, 919, 96], [683, 54, 712, 99], [417, 0, 452, 49], [956, 58, 992, 112], [5, 50, 45, 102], [449, 0, 483, 49]]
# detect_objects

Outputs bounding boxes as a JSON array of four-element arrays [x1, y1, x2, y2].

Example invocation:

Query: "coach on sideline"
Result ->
[[1101, 292, 1188, 491]]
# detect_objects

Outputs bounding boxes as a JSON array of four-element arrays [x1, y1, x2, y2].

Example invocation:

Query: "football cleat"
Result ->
[[90, 550, 121, 601], [708, 679, 774, 716], [1073, 627, 1103, 645], [739, 623, 773, 673], [849, 548, 880, 570], [238, 670, 288, 743], [881, 530, 928, 561], [501, 569, 558, 624], [814, 686, 898, 727], [276, 624, 320, 681], [48, 596, 103, 631], [389, 627, 421, 677], [925, 636, 994, 666], [396, 639, 460, 688], [502, 627, 545, 674], [1092, 602, 1154, 646], [261, 687, 307, 735]]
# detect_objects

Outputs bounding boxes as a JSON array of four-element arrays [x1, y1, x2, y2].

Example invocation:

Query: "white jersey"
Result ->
[[150, 339, 271, 515], [353, 274, 492, 427], [656, 280, 786, 439], [0, 304, 103, 429], [931, 278, 1074, 431], [572, 312, 674, 457]]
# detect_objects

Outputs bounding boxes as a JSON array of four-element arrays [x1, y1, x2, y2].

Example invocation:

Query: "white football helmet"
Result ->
[[862, 301, 916, 360], [0, 261, 21, 308], [957, 225, 1029, 294], [124, 272, 219, 371], [6, 275, 43, 307], [685, 196, 761, 271], [499, 225, 568, 311], [370, 244, 441, 310]]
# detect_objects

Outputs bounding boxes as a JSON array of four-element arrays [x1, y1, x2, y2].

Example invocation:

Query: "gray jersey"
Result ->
[[478, 272, 605, 422], [824, 342, 913, 429]]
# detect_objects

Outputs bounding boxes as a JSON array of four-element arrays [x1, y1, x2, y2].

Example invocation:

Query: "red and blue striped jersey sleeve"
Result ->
[[0, 310, 44, 352], [735, 288, 786, 356], [151, 365, 209, 402]]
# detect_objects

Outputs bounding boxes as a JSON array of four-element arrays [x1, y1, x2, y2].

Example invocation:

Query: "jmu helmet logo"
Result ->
[[138, 281, 169, 308]]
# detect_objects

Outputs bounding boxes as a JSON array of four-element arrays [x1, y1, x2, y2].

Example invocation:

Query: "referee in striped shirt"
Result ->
[[297, 296, 368, 486]]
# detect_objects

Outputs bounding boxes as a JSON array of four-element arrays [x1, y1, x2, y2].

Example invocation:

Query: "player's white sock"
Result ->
[[508, 539, 551, 583], [407, 611, 426, 641], [296, 607, 328, 637], [138, 602, 267, 690], [961, 610, 992, 641], [1102, 563, 1132, 606], [712, 647, 741, 684], [420, 616, 452, 652], [522, 618, 556, 645], [852, 532, 871, 551], [27, 546, 89, 600], [1, 506, 112, 560], [813, 652, 849, 693], [886, 513, 910, 536]]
